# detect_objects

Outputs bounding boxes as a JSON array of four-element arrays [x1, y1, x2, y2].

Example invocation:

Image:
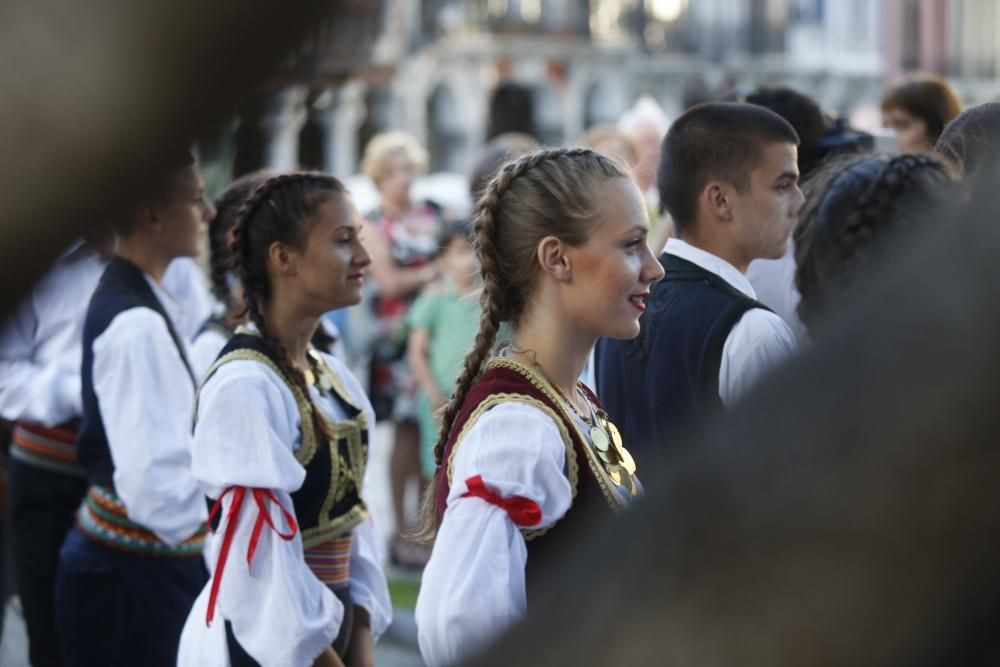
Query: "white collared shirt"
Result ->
[[0, 248, 214, 428], [0, 242, 106, 425], [91, 270, 206, 545], [664, 238, 798, 406]]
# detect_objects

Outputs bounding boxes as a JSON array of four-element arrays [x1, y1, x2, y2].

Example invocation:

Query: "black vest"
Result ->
[[76, 257, 194, 486], [595, 253, 771, 456], [200, 333, 368, 546]]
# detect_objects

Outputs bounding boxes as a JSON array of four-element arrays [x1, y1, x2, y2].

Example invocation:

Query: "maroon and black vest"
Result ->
[[436, 357, 638, 585]]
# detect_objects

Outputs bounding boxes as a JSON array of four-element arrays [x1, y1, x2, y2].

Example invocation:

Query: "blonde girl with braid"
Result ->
[[178, 173, 391, 667], [414, 148, 664, 666]]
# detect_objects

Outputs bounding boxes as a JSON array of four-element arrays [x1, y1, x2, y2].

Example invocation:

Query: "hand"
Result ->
[[312, 647, 345, 667], [430, 389, 448, 414], [345, 623, 374, 667]]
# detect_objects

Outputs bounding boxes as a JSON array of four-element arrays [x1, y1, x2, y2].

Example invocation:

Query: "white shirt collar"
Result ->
[[144, 274, 186, 332], [664, 238, 757, 299]]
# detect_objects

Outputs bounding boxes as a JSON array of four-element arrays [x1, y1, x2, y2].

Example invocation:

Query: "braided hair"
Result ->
[[794, 153, 958, 334], [230, 171, 349, 441], [417, 147, 629, 539], [209, 170, 274, 308]]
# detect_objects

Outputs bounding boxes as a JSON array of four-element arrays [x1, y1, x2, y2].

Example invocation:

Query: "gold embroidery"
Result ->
[[485, 357, 630, 512], [193, 341, 369, 548]]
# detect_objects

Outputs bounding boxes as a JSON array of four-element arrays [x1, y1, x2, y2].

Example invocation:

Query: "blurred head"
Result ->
[[619, 96, 670, 190], [487, 82, 537, 141], [746, 86, 827, 178], [469, 132, 539, 203], [209, 169, 273, 307], [935, 102, 1000, 192], [794, 153, 958, 334], [882, 76, 962, 154], [659, 102, 804, 267], [584, 124, 639, 168], [360, 132, 429, 205], [431, 147, 664, 482], [438, 221, 477, 286], [114, 149, 213, 259]]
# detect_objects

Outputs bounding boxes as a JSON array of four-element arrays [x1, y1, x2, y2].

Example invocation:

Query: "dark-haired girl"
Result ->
[[794, 153, 959, 336], [415, 148, 664, 665], [189, 170, 345, 379], [178, 173, 390, 667]]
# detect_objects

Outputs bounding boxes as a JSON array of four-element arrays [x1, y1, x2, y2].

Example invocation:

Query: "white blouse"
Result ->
[[0, 241, 104, 426], [178, 352, 391, 667], [91, 276, 206, 545], [415, 402, 575, 667]]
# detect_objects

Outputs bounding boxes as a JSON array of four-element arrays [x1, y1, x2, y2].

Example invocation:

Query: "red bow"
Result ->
[[205, 486, 298, 626], [461, 475, 542, 527]]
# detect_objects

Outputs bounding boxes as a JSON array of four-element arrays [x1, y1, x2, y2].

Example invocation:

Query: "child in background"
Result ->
[[407, 221, 479, 482]]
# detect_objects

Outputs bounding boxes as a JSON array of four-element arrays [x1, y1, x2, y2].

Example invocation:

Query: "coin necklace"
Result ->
[[507, 347, 636, 493]]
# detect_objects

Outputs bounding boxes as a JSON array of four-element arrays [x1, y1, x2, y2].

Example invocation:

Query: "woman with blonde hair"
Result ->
[[415, 148, 664, 665], [360, 131, 444, 567]]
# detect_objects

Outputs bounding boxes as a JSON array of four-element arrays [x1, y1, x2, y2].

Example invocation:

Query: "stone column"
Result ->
[[317, 80, 367, 179], [259, 86, 308, 171]]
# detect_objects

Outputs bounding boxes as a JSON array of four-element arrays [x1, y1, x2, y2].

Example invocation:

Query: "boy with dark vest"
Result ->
[[54, 150, 214, 667], [596, 103, 802, 455]]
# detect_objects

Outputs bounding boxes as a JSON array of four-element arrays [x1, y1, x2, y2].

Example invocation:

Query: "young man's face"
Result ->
[[729, 142, 803, 263], [157, 165, 213, 259]]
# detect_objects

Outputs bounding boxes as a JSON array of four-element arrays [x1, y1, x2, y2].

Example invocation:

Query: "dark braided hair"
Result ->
[[209, 170, 273, 308], [794, 153, 958, 334], [416, 147, 629, 539], [231, 171, 349, 441]]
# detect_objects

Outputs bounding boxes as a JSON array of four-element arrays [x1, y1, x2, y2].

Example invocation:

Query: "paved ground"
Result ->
[[0, 422, 426, 666]]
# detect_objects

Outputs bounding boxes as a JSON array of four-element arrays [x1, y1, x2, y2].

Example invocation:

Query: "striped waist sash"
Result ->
[[304, 535, 353, 588], [11, 421, 86, 476], [77, 485, 207, 558]]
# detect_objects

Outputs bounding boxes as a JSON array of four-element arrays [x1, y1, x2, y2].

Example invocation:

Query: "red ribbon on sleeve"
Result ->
[[460, 474, 542, 527], [205, 486, 298, 626]]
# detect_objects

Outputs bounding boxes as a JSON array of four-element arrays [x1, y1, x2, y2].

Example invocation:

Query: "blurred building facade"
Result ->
[[219, 0, 1000, 185]]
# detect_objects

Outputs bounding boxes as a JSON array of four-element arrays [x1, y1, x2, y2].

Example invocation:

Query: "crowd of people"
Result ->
[[0, 71, 997, 667]]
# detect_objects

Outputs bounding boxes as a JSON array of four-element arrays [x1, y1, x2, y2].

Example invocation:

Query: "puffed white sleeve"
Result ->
[[186, 361, 343, 667], [189, 327, 228, 381], [92, 308, 206, 545], [415, 402, 573, 667], [0, 299, 81, 425], [321, 355, 393, 640]]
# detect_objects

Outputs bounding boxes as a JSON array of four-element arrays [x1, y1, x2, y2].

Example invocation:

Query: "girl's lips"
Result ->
[[348, 273, 365, 284], [628, 292, 649, 312]]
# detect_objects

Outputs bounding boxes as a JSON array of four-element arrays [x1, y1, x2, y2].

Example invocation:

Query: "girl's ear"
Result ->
[[536, 235, 571, 282], [267, 240, 297, 277]]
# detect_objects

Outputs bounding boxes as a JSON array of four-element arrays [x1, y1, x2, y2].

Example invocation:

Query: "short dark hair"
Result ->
[[935, 102, 1000, 190], [469, 132, 539, 202], [745, 86, 826, 177], [438, 219, 473, 252], [881, 76, 962, 145], [658, 102, 799, 232], [113, 148, 196, 236]]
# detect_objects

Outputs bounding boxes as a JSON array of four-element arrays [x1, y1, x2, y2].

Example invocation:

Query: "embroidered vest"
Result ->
[[196, 333, 368, 548], [436, 357, 638, 583]]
